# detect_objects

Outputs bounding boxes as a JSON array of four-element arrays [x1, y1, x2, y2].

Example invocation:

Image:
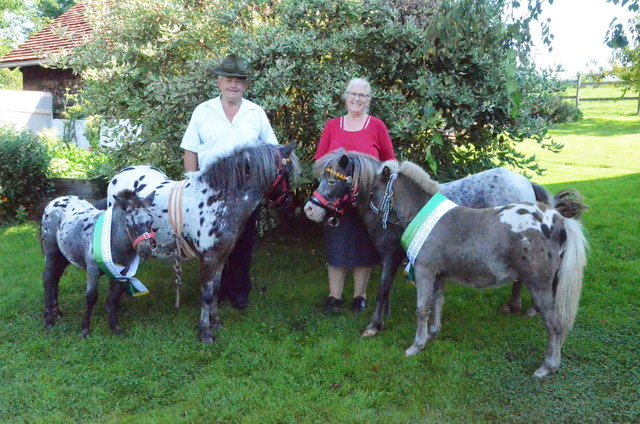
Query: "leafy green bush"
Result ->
[[39, 128, 109, 178], [0, 125, 51, 223], [549, 101, 583, 123], [60, 0, 564, 182]]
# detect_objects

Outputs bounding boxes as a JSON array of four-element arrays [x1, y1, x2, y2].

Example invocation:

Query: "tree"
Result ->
[[0, 0, 76, 88], [606, 0, 640, 101], [60, 0, 563, 181], [0, 0, 30, 88]]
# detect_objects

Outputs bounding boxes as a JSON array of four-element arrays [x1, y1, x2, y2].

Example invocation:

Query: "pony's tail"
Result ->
[[554, 218, 588, 334], [532, 182, 588, 220], [553, 189, 588, 219]]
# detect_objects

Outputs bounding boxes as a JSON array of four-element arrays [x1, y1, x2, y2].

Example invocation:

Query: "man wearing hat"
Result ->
[[180, 54, 278, 309]]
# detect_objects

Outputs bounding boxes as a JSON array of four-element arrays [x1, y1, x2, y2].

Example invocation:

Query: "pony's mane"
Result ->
[[313, 148, 380, 194], [381, 160, 440, 195], [114, 189, 146, 207], [199, 143, 300, 193]]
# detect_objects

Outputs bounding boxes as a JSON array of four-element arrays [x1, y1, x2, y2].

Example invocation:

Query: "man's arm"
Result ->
[[184, 150, 198, 172]]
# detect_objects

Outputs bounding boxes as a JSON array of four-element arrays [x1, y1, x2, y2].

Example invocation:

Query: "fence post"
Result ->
[[637, 92, 640, 115], [575, 73, 581, 107]]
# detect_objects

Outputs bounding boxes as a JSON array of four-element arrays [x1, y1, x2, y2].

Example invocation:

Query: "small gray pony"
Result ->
[[371, 160, 588, 377], [305, 150, 586, 333], [41, 189, 155, 337]]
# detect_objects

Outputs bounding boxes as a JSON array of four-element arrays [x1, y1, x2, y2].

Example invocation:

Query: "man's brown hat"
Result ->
[[212, 54, 249, 78]]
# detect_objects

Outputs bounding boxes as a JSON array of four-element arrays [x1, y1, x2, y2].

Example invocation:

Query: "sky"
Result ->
[[528, 0, 637, 79]]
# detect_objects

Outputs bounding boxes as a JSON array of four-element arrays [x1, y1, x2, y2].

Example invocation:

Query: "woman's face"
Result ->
[[345, 84, 371, 115]]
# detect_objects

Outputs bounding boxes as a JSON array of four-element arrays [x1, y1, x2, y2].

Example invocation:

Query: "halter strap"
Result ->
[[325, 167, 349, 181], [132, 231, 156, 249], [369, 173, 399, 229], [264, 150, 292, 207]]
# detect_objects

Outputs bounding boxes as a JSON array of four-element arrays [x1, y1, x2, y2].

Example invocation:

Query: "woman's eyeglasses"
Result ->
[[346, 91, 371, 99]]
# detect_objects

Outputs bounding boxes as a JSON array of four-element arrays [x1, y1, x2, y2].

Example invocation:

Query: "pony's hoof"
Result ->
[[533, 365, 553, 378], [111, 327, 123, 335], [501, 303, 521, 314], [81, 329, 90, 339], [524, 306, 538, 317], [404, 344, 423, 357], [362, 328, 378, 338], [199, 331, 215, 344]]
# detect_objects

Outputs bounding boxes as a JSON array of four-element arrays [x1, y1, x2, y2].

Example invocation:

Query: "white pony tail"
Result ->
[[554, 218, 588, 333]]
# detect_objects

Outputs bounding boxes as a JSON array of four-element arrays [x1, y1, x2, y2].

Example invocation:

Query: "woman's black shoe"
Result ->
[[351, 296, 366, 313], [323, 296, 344, 313]]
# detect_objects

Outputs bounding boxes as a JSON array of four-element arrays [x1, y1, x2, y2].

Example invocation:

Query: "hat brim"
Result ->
[[213, 67, 250, 78]]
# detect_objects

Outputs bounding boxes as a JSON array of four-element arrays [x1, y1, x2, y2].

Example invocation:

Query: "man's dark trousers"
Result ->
[[220, 209, 258, 302]]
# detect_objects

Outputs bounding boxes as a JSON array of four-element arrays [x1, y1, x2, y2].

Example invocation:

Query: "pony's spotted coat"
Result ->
[[41, 190, 156, 337], [106, 143, 300, 343], [497, 203, 557, 235]]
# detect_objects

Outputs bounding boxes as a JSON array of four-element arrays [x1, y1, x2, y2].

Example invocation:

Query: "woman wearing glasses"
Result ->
[[313, 78, 396, 313]]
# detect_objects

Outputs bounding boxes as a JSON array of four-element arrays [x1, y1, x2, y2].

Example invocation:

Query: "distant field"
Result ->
[[516, 99, 640, 184], [560, 83, 638, 100]]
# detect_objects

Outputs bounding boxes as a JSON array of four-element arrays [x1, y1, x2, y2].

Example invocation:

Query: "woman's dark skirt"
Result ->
[[323, 209, 380, 268]]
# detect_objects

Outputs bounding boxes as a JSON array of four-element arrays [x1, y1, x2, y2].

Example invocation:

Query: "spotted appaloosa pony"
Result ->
[[369, 160, 588, 377], [304, 150, 586, 331], [106, 142, 300, 343], [41, 190, 156, 337]]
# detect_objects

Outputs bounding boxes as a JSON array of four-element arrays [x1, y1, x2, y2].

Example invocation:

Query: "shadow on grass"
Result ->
[[552, 117, 640, 138], [544, 171, 640, 199]]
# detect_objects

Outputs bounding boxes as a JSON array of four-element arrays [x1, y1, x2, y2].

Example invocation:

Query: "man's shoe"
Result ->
[[351, 296, 366, 313], [323, 296, 344, 313], [230, 296, 250, 310]]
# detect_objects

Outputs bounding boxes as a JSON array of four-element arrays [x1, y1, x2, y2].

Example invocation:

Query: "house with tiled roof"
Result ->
[[0, 2, 91, 118]]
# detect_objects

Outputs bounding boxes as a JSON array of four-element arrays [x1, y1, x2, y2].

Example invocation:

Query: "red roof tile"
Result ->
[[0, 3, 91, 67]]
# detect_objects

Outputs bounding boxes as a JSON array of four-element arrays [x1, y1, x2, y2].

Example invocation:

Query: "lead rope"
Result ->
[[369, 173, 397, 229], [173, 239, 183, 308]]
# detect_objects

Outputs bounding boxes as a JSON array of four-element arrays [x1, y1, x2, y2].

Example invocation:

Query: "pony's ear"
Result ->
[[381, 166, 392, 178], [281, 141, 296, 156], [143, 190, 156, 206], [338, 154, 349, 170], [113, 194, 128, 211]]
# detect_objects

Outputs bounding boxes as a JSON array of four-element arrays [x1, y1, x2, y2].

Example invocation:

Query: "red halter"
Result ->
[[309, 166, 359, 214], [263, 151, 293, 207], [132, 231, 156, 249]]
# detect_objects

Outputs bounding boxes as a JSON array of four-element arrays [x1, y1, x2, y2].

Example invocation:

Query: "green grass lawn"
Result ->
[[1, 100, 639, 423]]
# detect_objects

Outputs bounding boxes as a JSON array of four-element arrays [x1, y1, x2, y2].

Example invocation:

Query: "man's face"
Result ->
[[217, 76, 247, 102]]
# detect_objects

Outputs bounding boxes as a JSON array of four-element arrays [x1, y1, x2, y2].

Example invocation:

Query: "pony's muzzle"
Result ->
[[133, 231, 156, 260], [304, 201, 325, 222]]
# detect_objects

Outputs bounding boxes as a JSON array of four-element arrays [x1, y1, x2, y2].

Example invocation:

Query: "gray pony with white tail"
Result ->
[[41, 189, 155, 337], [305, 150, 586, 332], [373, 160, 588, 377]]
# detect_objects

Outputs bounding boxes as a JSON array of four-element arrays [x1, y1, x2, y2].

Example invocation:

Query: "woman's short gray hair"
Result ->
[[344, 78, 372, 97]]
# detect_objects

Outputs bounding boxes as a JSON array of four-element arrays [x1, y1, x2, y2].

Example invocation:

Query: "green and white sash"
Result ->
[[92, 206, 149, 297], [400, 192, 457, 283]]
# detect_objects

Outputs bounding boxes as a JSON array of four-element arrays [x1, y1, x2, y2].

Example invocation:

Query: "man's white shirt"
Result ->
[[180, 96, 278, 169]]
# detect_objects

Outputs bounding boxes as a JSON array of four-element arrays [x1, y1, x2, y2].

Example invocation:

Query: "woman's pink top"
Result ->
[[313, 115, 396, 161]]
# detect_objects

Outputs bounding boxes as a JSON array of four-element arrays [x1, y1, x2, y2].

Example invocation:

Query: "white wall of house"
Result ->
[[0, 89, 90, 149]]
